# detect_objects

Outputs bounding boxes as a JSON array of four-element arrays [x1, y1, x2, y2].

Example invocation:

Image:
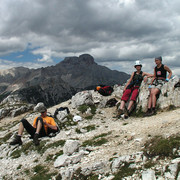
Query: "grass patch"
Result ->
[[45, 150, 63, 161], [31, 165, 57, 180], [144, 160, 156, 169], [143, 134, 180, 158], [83, 124, 96, 132], [82, 132, 111, 147], [72, 167, 98, 180], [167, 105, 176, 111], [17, 164, 22, 170], [75, 125, 97, 134], [57, 114, 78, 129], [0, 132, 13, 145], [10, 139, 56, 158], [85, 115, 94, 120], [75, 128, 82, 134], [78, 104, 96, 114], [112, 162, 136, 179], [130, 105, 144, 117], [45, 140, 65, 149]]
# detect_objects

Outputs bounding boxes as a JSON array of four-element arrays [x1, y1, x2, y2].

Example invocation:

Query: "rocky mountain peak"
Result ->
[[79, 54, 96, 65], [62, 54, 96, 65]]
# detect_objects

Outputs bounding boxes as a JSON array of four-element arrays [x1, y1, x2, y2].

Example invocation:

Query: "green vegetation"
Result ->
[[72, 167, 98, 180], [130, 106, 144, 117], [45, 150, 63, 161], [0, 132, 13, 145], [82, 132, 111, 147], [112, 162, 136, 180], [78, 104, 96, 114], [45, 140, 65, 149], [17, 164, 22, 170], [143, 134, 180, 158], [144, 160, 156, 169], [10, 139, 65, 158], [31, 164, 57, 180], [167, 105, 176, 111], [57, 114, 78, 129], [83, 124, 96, 132]]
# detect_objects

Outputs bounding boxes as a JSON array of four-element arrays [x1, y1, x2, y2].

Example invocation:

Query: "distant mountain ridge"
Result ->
[[0, 54, 130, 106]]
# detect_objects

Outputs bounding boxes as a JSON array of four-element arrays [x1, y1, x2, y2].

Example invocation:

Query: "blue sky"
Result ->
[[0, 0, 180, 76]]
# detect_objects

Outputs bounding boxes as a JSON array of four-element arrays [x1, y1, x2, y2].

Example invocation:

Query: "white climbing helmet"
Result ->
[[73, 115, 82, 122], [134, 60, 142, 67]]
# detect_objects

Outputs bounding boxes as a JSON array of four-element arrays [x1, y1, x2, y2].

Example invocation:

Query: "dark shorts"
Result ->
[[121, 86, 139, 102]]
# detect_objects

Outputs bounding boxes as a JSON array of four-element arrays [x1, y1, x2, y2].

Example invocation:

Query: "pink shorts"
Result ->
[[121, 86, 139, 102]]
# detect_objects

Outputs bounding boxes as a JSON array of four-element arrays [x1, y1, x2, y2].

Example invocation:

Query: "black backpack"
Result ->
[[105, 98, 118, 107], [98, 86, 114, 96], [54, 107, 70, 119]]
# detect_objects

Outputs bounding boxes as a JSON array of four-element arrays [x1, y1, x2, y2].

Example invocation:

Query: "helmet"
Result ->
[[73, 115, 82, 122], [96, 86, 101, 91], [134, 60, 142, 67]]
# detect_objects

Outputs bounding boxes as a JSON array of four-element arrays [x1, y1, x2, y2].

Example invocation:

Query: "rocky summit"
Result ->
[[0, 77, 180, 180], [0, 54, 129, 107]]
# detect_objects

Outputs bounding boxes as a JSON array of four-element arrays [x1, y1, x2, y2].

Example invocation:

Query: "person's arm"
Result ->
[[164, 65, 172, 80], [142, 72, 154, 83], [123, 72, 134, 91], [142, 72, 154, 77], [44, 121, 58, 130]]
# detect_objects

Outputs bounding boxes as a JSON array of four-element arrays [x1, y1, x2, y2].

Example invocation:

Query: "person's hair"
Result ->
[[155, 56, 162, 61]]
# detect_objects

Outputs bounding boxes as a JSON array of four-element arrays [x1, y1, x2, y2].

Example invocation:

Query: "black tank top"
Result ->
[[133, 71, 143, 86], [155, 64, 167, 79]]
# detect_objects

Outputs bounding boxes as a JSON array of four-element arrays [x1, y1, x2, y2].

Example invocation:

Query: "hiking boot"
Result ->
[[144, 109, 152, 117], [10, 135, 22, 145], [124, 109, 129, 119], [149, 109, 156, 116], [116, 109, 124, 118], [33, 134, 40, 146]]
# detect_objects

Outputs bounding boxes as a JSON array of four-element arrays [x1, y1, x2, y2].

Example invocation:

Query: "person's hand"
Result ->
[[43, 121, 47, 125]]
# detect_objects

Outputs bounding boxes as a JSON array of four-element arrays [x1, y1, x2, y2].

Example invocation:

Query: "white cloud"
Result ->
[[0, 0, 179, 75]]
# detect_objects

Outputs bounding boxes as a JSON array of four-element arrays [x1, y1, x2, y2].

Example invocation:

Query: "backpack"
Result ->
[[54, 107, 70, 119], [105, 98, 118, 107], [98, 86, 114, 96]]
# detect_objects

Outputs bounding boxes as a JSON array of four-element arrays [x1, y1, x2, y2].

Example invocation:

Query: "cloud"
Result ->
[[0, 0, 180, 75]]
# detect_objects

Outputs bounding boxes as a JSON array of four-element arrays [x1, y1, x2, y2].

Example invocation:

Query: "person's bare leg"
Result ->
[[127, 100, 134, 111], [17, 122, 24, 136], [35, 120, 42, 134], [152, 89, 160, 108], [120, 100, 125, 110]]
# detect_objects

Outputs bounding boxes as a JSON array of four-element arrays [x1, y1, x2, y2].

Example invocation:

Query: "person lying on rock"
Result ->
[[117, 60, 153, 118], [10, 106, 58, 146], [144, 56, 172, 116]]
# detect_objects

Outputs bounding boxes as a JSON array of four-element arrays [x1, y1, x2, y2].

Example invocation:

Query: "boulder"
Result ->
[[63, 140, 80, 155], [71, 91, 93, 108]]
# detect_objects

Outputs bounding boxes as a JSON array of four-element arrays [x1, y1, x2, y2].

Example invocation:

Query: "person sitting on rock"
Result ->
[[10, 105, 58, 146], [117, 60, 153, 118], [144, 56, 172, 116]]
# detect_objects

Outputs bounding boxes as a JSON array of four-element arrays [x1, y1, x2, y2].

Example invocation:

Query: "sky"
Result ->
[[0, 0, 180, 76]]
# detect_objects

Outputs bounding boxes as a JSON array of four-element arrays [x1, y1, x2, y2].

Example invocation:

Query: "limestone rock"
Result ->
[[63, 140, 80, 155]]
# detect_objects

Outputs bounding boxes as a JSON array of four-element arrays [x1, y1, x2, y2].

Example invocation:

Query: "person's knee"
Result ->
[[20, 118, 28, 124], [36, 117, 43, 123]]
